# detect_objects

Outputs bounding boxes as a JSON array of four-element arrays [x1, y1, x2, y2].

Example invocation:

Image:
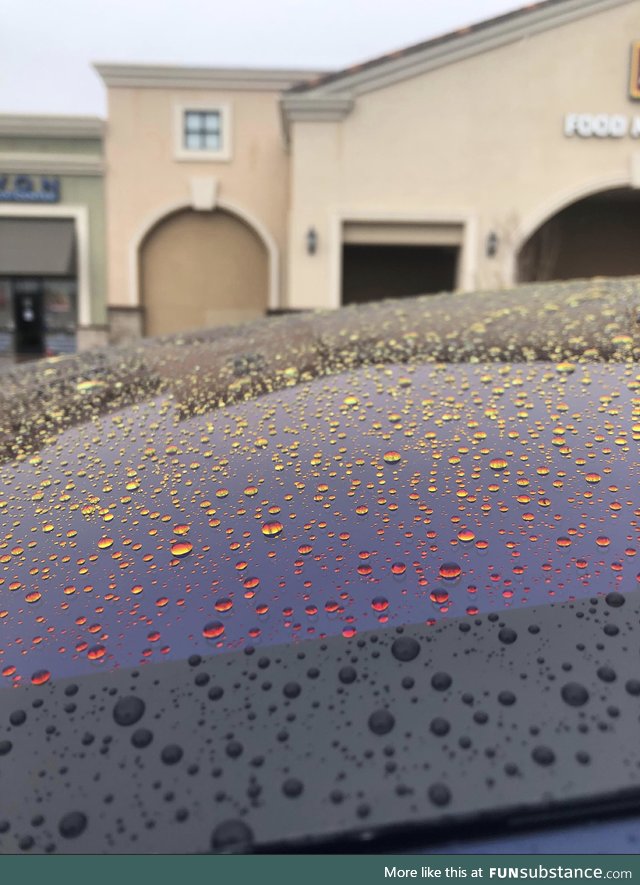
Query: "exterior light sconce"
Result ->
[[306, 227, 318, 255], [486, 231, 499, 258]]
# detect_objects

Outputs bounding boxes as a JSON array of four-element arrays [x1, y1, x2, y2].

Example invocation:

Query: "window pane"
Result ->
[[204, 112, 220, 133], [0, 280, 11, 329], [185, 112, 201, 133], [204, 132, 220, 150], [185, 132, 202, 150], [43, 279, 76, 332]]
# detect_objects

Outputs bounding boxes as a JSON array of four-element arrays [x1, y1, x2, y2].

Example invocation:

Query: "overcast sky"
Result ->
[[1, 0, 525, 116]]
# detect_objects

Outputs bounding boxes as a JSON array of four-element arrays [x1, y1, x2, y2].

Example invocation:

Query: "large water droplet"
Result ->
[[368, 709, 395, 735], [113, 695, 145, 727]]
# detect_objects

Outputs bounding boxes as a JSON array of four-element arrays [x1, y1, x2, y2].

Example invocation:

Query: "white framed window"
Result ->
[[173, 102, 232, 162]]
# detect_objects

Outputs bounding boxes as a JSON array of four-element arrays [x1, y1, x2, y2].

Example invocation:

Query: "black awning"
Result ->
[[0, 217, 76, 276]]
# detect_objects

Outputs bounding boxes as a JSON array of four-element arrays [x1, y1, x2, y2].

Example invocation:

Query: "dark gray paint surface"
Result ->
[[0, 589, 638, 853]]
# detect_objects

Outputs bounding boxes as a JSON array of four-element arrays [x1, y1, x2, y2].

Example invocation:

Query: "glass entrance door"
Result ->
[[13, 279, 45, 358]]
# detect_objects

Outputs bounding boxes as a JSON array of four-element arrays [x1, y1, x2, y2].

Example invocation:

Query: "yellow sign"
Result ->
[[631, 41, 640, 99]]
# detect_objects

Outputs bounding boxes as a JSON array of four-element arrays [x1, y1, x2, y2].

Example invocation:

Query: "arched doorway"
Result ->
[[517, 188, 640, 283], [140, 207, 268, 338]]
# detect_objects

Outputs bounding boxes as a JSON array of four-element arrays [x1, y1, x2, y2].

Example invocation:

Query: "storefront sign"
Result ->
[[0, 174, 60, 203], [630, 41, 640, 100], [564, 113, 640, 138]]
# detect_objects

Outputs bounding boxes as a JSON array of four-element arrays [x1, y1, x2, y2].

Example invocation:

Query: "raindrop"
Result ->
[[282, 778, 304, 798], [368, 709, 395, 735], [203, 621, 225, 640], [338, 666, 357, 684], [161, 744, 183, 765], [261, 521, 283, 538], [58, 811, 87, 839], [430, 717, 450, 737], [498, 627, 518, 645], [597, 666, 617, 683], [113, 695, 145, 727], [431, 672, 452, 691], [561, 683, 589, 707], [532, 746, 555, 766], [210, 820, 254, 854], [391, 636, 420, 662], [131, 728, 153, 749], [605, 592, 625, 608], [428, 783, 451, 807]]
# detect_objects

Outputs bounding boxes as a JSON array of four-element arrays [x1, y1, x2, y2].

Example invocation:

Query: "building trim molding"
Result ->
[[0, 115, 104, 139], [329, 208, 478, 309], [0, 203, 92, 326], [94, 63, 325, 92], [286, 0, 632, 102], [0, 152, 103, 176], [128, 197, 280, 318]]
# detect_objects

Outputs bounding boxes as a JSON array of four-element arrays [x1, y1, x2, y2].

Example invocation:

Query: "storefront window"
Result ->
[[0, 280, 12, 330], [43, 279, 76, 333]]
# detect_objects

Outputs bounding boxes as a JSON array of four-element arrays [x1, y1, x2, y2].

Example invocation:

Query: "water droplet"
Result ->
[[161, 744, 183, 765], [561, 683, 589, 707], [210, 819, 254, 854], [428, 783, 451, 806], [30, 669, 50, 686], [391, 636, 420, 662], [282, 778, 304, 798], [597, 666, 616, 683], [430, 717, 450, 736], [113, 695, 145, 727], [431, 672, 452, 691], [338, 666, 357, 684], [498, 627, 518, 645], [532, 746, 555, 766], [261, 521, 283, 538], [58, 811, 87, 839], [368, 709, 395, 735], [203, 621, 225, 639], [131, 728, 153, 748]]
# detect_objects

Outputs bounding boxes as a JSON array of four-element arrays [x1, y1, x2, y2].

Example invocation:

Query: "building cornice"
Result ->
[[93, 63, 327, 92], [0, 115, 104, 139], [280, 95, 354, 122], [287, 0, 633, 100], [0, 152, 103, 176]]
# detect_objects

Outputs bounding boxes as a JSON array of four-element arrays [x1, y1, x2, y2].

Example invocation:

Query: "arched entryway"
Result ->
[[140, 207, 269, 338], [517, 188, 640, 283]]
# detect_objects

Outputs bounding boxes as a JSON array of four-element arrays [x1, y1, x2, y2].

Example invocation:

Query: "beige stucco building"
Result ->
[[95, 65, 318, 342], [97, 0, 640, 344]]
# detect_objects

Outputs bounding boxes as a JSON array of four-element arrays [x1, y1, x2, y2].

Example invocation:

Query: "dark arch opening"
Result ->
[[517, 187, 640, 283]]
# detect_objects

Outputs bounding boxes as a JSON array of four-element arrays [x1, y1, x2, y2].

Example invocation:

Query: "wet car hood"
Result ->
[[0, 277, 639, 852]]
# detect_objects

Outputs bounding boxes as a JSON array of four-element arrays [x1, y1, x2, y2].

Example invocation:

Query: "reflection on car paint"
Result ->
[[0, 359, 638, 685]]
